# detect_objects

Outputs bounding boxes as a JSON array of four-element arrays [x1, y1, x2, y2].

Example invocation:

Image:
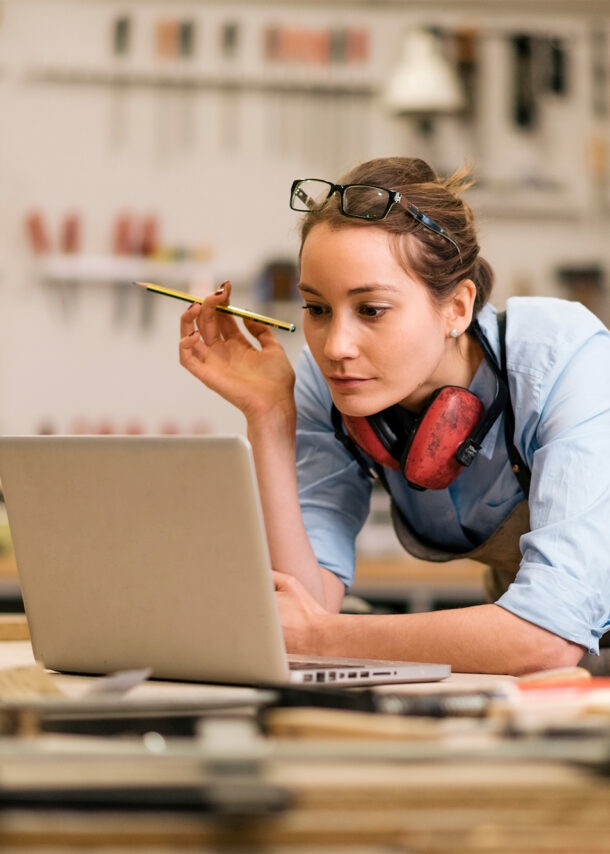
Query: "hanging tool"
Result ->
[[511, 34, 537, 130]]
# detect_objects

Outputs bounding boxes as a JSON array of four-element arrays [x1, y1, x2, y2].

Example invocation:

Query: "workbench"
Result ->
[[1, 636, 610, 852]]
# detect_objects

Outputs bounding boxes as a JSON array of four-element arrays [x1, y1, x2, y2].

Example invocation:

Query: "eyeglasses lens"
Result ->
[[342, 185, 390, 220], [291, 180, 333, 211]]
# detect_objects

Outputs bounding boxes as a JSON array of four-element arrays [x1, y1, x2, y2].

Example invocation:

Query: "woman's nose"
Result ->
[[323, 317, 359, 360]]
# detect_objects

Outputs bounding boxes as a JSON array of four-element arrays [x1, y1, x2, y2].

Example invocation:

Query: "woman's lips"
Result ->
[[327, 375, 372, 390]]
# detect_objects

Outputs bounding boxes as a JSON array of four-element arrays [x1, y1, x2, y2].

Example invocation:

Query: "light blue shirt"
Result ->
[[294, 297, 610, 654]]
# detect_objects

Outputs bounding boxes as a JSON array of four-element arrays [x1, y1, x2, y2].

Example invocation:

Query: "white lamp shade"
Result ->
[[383, 29, 465, 115]]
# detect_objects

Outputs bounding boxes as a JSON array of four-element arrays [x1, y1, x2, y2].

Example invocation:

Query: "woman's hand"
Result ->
[[273, 569, 330, 655], [179, 281, 296, 423]]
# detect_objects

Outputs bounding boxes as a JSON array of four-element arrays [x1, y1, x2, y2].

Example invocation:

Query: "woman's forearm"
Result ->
[[247, 413, 337, 608], [306, 604, 585, 676]]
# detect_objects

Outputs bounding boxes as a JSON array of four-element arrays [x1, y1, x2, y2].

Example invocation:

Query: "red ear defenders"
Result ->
[[332, 322, 508, 491]]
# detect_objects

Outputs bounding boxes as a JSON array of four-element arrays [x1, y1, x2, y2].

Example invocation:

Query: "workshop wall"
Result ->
[[0, 0, 608, 434]]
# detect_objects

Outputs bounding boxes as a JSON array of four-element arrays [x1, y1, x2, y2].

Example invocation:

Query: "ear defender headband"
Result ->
[[333, 322, 508, 491]]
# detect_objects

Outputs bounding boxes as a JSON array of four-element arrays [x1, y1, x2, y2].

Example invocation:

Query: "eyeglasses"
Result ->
[[290, 178, 461, 256]]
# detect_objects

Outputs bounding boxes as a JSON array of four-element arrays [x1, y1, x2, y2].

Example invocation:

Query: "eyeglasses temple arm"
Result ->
[[396, 195, 462, 260]]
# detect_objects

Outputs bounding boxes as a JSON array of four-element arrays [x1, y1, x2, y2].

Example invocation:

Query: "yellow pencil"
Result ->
[[134, 281, 296, 333]]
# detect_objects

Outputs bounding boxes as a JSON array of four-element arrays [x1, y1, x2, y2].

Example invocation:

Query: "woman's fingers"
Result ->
[[178, 322, 205, 376], [197, 281, 234, 346], [273, 569, 300, 594], [179, 302, 202, 339], [181, 281, 278, 353], [242, 318, 277, 347], [179, 305, 204, 373]]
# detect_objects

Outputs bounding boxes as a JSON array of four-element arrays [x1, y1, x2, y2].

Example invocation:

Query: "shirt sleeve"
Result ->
[[496, 311, 610, 654], [294, 347, 372, 587]]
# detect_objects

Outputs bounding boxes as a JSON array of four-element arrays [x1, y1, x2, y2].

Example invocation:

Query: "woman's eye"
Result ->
[[301, 304, 328, 317], [359, 304, 387, 319]]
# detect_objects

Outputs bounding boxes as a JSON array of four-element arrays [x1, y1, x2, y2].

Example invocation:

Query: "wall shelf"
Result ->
[[39, 254, 216, 287], [25, 66, 375, 98]]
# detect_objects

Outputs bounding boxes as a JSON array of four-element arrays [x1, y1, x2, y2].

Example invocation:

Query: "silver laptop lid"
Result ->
[[0, 435, 290, 684]]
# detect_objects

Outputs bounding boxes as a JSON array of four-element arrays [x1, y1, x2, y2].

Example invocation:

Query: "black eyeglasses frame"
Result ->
[[290, 178, 461, 257]]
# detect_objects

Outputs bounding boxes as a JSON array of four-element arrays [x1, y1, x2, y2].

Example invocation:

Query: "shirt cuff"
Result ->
[[495, 562, 604, 654]]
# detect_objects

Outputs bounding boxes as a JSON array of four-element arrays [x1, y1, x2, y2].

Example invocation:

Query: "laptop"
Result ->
[[0, 435, 450, 687]]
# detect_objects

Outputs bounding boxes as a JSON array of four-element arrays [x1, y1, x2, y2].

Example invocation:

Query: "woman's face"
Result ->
[[299, 222, 465, 417]]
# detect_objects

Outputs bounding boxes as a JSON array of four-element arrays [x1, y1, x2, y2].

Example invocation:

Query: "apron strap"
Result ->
[[497, 311, 531, 497]]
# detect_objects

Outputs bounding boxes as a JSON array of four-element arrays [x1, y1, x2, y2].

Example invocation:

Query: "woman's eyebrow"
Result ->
[[298, 283, 402, 296]]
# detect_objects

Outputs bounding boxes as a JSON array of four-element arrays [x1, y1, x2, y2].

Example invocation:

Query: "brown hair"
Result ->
[[298, 156, 494, 318]]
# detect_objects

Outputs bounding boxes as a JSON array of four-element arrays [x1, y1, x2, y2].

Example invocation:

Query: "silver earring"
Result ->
[[450, 329, 459, 339]]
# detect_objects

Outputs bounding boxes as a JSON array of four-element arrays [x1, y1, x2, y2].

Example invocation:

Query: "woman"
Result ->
[[179, 156, 610, 675]]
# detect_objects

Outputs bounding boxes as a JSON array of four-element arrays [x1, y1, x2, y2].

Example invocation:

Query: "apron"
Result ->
[[390, 498, 530, 602]]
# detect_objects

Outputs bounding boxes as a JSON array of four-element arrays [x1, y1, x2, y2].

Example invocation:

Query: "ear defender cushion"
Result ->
[[403, 387, 484, 490], [342, 414, 401, 470]]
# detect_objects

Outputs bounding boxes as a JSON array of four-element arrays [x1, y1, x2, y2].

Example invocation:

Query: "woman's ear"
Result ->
[[446, 279, 477, 336]]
